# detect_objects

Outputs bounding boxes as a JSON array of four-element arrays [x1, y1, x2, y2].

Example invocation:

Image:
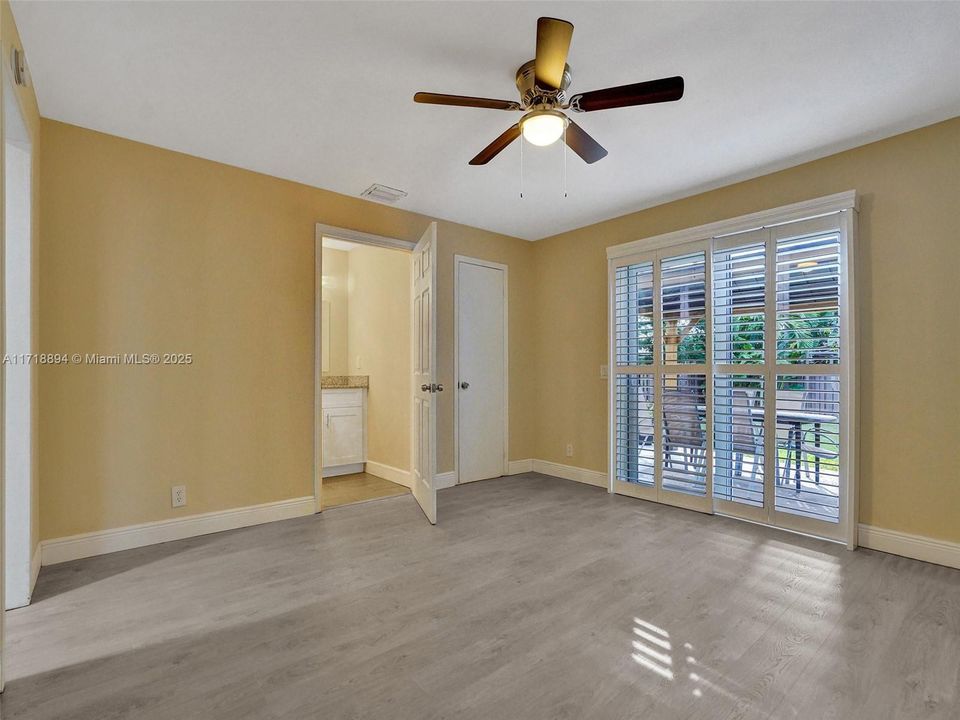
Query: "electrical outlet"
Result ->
[[565, 443, 574, 457], [171, 485, 186, 508], [600, 364, 608, 379]]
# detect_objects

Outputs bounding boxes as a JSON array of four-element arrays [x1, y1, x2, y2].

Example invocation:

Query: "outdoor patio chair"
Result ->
[[662, 388, 706, 471], [731, 389, 762, 480]]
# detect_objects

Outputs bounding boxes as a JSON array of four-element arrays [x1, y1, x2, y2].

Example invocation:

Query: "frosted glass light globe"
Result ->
[[521, 111, 567, 146]]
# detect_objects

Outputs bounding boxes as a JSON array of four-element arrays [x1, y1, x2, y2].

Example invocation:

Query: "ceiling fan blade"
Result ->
[[414, 92, 521, 111], [535, 17, 574, 90], [568, 76, 684, 113], [469, 124, 521, 165], [564, 119, 608, 164]]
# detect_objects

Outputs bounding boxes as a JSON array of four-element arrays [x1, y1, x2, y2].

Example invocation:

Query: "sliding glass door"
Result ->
[[612, 242, 712, 513], [712, 230, 768, 522], [768, 216, 847, 538], [610, 202, 856, 544]]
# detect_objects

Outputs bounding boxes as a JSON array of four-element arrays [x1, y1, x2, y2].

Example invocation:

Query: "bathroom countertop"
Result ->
[[321, 375, 369, 389]]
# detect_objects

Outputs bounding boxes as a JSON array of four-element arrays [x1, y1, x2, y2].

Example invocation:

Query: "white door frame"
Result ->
[[2, 65, 34, 612], [1, 39, 39, 689], [453, 255, 509, 484], [313, 224, 415, 513]]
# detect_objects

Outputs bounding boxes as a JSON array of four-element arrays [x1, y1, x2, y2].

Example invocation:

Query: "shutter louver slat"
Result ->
[[775, 375, 841, 523], [662, 374, 707, 496], [616, 374, 655, 486], [714, 375, 764, 507], [776, 232, 840, 364], [661, 252, 706, 365], [713, 242, 765, 364], [615, 262, 654, 366]]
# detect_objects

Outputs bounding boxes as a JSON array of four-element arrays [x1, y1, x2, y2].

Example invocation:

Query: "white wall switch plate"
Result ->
[[600, 364, 608, 378]]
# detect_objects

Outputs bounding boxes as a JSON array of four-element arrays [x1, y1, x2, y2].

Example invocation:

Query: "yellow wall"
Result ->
[[1, 0, 42, 557], [346, 244, 411, 472], [531, 116, 960, 544], [37, 106, 960, 545], [320, 247, 349, 375], [38, 119, 534, 539]]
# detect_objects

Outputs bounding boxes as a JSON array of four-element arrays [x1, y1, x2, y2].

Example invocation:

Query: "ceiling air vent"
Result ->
[[360, 183, 408, 204]]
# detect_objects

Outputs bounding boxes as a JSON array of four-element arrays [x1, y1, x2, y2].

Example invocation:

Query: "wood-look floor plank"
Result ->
[[2, 474, 957, 720]]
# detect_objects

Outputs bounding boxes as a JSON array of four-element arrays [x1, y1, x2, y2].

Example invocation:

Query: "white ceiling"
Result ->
[[13, 1, 960, 240]]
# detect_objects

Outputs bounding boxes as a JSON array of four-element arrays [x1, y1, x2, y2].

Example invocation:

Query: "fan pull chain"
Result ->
[[519, 134, 524, 199], [562, 124, 568, 198]]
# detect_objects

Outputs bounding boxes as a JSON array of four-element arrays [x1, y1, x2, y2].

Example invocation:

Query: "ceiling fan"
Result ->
[[414, 17, 684, 165]]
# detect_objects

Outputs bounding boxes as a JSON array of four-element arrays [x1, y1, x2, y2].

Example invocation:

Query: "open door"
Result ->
[[411, 223, 439, 523]]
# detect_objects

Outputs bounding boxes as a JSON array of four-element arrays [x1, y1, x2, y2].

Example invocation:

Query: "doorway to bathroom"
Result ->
[[314, 225, 422, 514]]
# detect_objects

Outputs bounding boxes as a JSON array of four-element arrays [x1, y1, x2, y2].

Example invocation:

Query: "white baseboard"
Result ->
[[31, 543, 41, 594], [521, 466, 960, 569], [323, 462, 364, 478], [504, 458, 605, 487], [41, 496, 315, 566], [530, 460, 608, 488], [858, 524, 960, 570], [435, 471, 457, 490], [365, 460, 412, 488], [507, 459, 534, 475]]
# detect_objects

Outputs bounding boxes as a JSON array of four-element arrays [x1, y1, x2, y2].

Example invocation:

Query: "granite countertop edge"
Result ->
[[320, 375, 369, 389]]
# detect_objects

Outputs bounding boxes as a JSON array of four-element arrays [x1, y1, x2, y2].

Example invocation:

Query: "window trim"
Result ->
[[606, 190, 857, 260], [606, 192, 858, 549]]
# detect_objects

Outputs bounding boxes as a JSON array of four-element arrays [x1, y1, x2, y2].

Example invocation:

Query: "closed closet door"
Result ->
[[456, 258, 507, 483]]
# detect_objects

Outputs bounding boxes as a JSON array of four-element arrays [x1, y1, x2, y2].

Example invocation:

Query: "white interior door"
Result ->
[[456, 257, 507, 483], [411, 223, 438, 523]]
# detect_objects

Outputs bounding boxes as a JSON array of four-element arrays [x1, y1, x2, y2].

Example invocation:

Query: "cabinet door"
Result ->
[[322, 407, 364, 467]]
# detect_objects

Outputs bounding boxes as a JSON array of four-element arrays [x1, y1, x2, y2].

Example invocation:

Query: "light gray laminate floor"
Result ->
[[3, 473, 958, 719]]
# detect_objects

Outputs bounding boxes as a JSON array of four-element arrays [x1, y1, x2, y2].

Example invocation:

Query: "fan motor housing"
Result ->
[[516, 59, 571, 108]]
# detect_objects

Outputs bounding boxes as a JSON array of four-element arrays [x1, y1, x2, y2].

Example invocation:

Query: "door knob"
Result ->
[[435, 384, 444, 392], [460, 381, 470, 390], [420, 383, 431, 392]]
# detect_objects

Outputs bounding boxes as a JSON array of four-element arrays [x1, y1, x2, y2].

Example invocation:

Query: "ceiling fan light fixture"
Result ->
[[520, 110, 568, 147], [414, 16, 684, 165]]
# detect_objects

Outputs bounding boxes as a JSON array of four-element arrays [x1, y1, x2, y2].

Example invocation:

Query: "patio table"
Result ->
[[748, 407, 837, 491]]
